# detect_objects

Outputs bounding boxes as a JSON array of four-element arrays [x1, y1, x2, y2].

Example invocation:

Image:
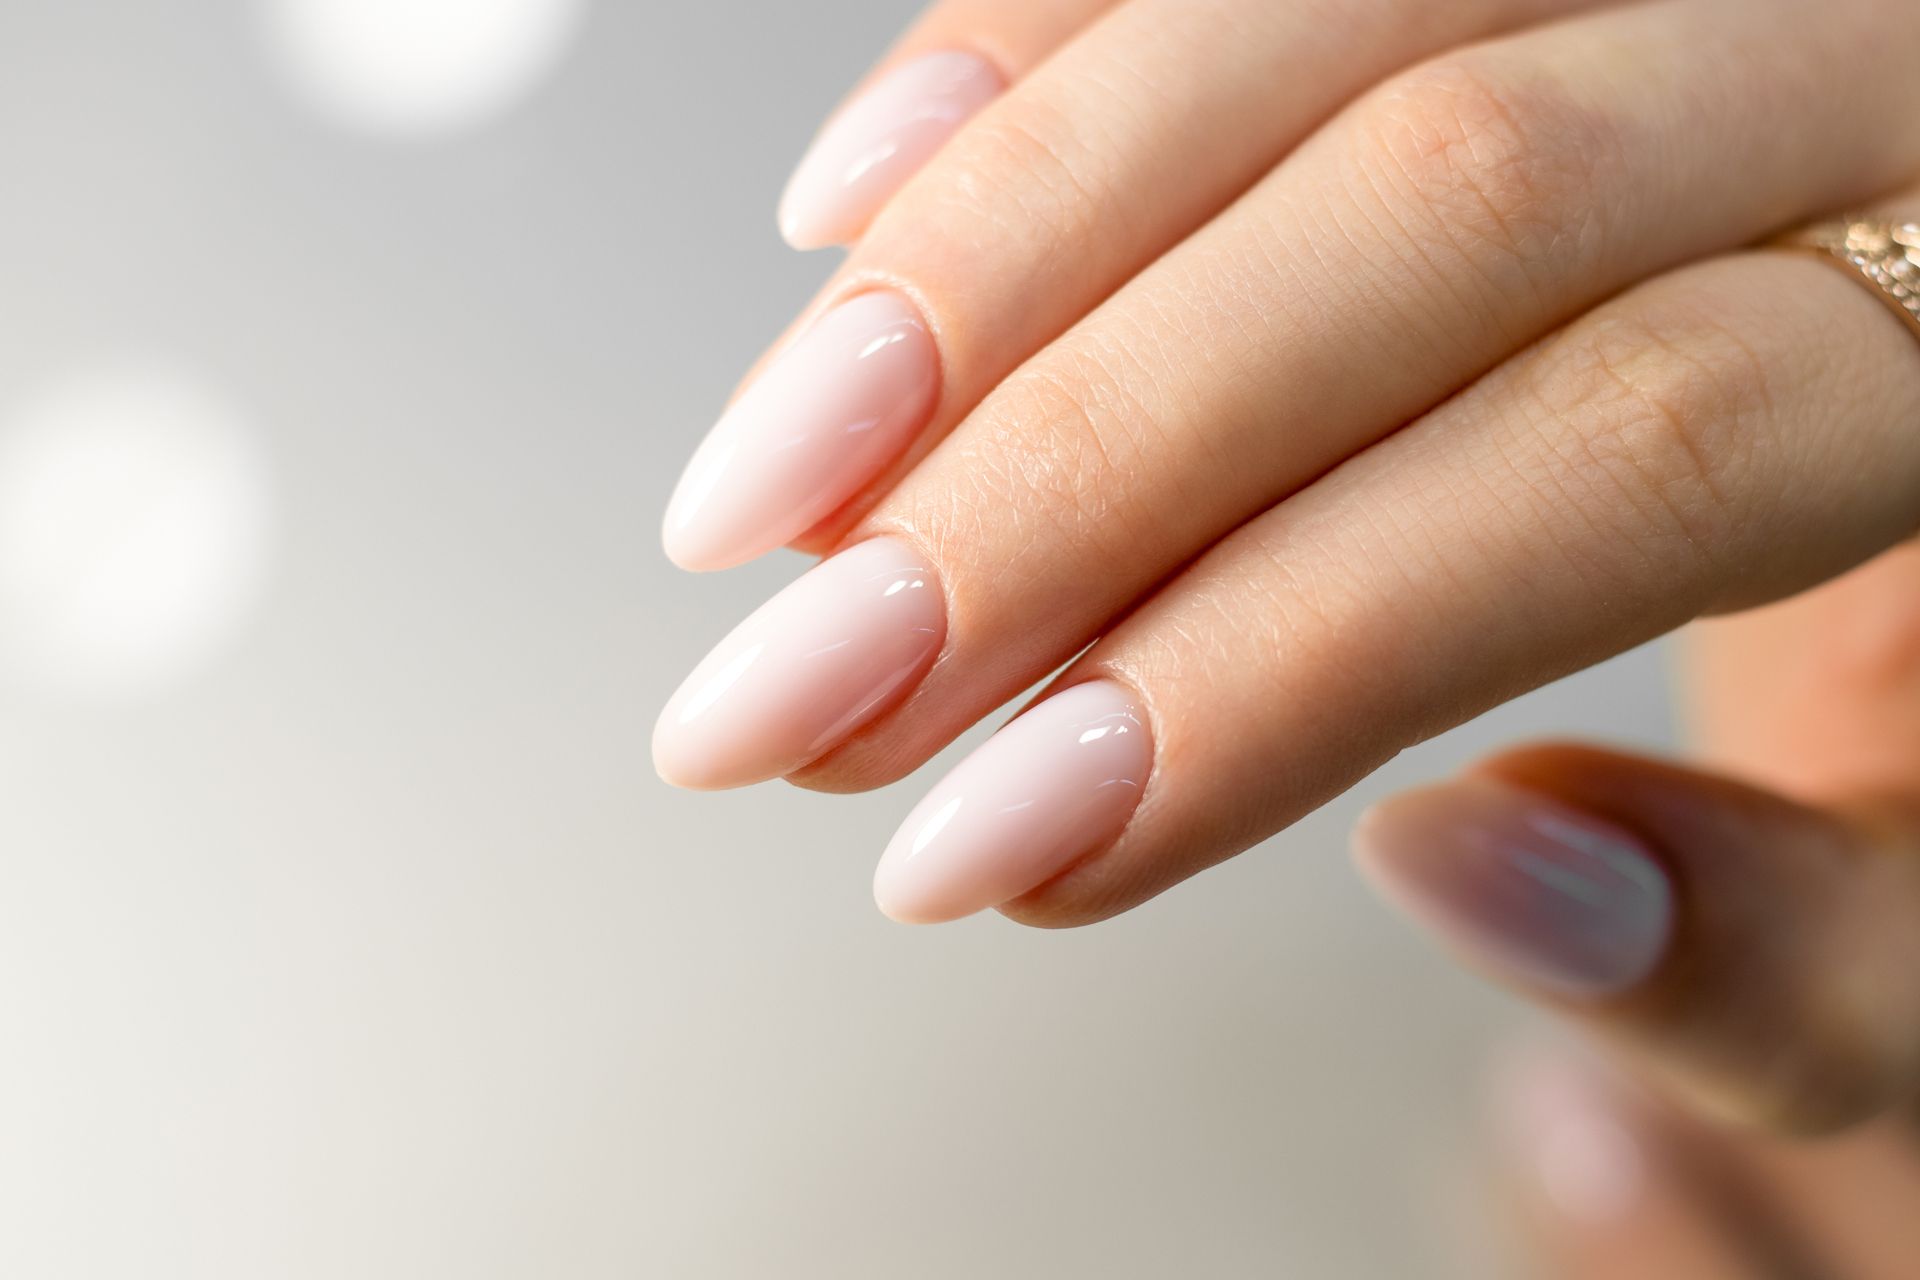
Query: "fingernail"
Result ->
[[663, 291, 938, 572], [1353, 777, 1674, 999], [779, 50, 1004, 250], [1498, 1048, 1646, 1225], [874, 681, 1152, 924], [653, 537, 945, 790]]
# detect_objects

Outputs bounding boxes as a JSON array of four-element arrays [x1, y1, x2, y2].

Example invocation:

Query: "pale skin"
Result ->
[[663, 0, 1920, 1265]]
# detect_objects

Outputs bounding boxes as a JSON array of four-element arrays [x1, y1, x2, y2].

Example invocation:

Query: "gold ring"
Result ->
[[1776, 217, 1920, 345]]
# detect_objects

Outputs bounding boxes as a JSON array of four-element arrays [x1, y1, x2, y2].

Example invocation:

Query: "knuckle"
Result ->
[[1355, 56, 1621, 289], [926, 95, 1111, 252], [1526, 300, 1777, 567], [926, 337, 1171, 558]]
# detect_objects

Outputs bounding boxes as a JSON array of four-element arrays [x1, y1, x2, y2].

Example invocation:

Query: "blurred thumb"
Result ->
[[1353, 743, 1920, 1135]]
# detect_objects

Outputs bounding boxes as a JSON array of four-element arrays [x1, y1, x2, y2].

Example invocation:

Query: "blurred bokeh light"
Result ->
[[0, 360, 271, 699], [258, 0, 586, 138]]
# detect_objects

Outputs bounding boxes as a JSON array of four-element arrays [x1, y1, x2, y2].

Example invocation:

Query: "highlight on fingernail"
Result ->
[[662, 291, 938, 573], [873, 680, 1153, 924], [653, 537, 946, 791], [779, 49, 1004, 251], [1352, 776, 1674, 999]]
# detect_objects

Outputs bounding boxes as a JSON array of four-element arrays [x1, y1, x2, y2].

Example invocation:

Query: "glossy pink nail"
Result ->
[[779, 50, 1004, 250], [1353, 777, 1674, 999], [654, 537, 945, 791], [663, 291, 938, 573], [874, 681, 1152, 924]]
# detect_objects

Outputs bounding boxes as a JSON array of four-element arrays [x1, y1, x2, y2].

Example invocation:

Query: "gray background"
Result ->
[[0, 2, 1674, 1276]]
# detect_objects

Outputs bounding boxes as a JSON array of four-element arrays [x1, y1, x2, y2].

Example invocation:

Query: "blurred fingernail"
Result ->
[[653, 537, 945, 790], [663, 291, 937, 572], [1498, 1048, 1645, 1225], [874, 681, 1152, 924], [1353, 777, 1674, 999], [779, 50, 1004, 250]]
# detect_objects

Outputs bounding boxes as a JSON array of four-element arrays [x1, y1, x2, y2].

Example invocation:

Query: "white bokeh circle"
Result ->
[[0, 361, 273, 699], [260, 0, 587, 139]]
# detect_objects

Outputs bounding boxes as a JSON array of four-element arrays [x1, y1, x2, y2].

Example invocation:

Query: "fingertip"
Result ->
[[656, 538, 948, 793], [775, 50, 1003, 256], [871, 876, 976, 926], [660, 474, 765, 573], [1351, 775, 1673, 1001], [650, 701, 751, 792], [776, 194, 848, 253], [869, 681, 1152, 929], [660, 523, 755, 575], [872, 828, 986, 924]]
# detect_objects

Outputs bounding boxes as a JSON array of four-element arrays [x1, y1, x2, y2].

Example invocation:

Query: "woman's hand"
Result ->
[[654, 0, 1920, 936], [1345, 539, 1920, 1189], [1354, 547, 1920, 1138]]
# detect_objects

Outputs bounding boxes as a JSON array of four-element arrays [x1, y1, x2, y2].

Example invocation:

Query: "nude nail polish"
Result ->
[[874, 681, 1152, 924], [653, 537, 945, 790], [663, 291, 938, 573], [779, 50, 1004, 251], [1353, 777, 1674, 998]]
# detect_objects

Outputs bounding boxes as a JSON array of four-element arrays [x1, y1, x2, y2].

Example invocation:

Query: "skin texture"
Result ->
[[663, 2, 1920, 1258]]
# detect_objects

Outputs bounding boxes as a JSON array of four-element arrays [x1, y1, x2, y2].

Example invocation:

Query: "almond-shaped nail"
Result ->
[[1353, 777, 1674, 999], [779, 50, 1004, 250], [874, 681, 1152, 924], [654, 537, 945, 790], [663, 291, 938, 573]]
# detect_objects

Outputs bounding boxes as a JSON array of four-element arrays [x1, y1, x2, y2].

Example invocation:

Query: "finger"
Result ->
[[866, 219, 1920, 927], [1731, 1119, 1920, 1277], [786, 0, 1920, 787], [1683, 543, 1920, 806], [1498, 1049, 1771, 1280], [776, 0, 1122, 250], [1498, 1048, 1840, 1279], [666, 0, 1615, 570], [1347, 521, 1920, 1134], [1325, 236, 1920, 1131], [1358, 743, 1920, 1134]]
